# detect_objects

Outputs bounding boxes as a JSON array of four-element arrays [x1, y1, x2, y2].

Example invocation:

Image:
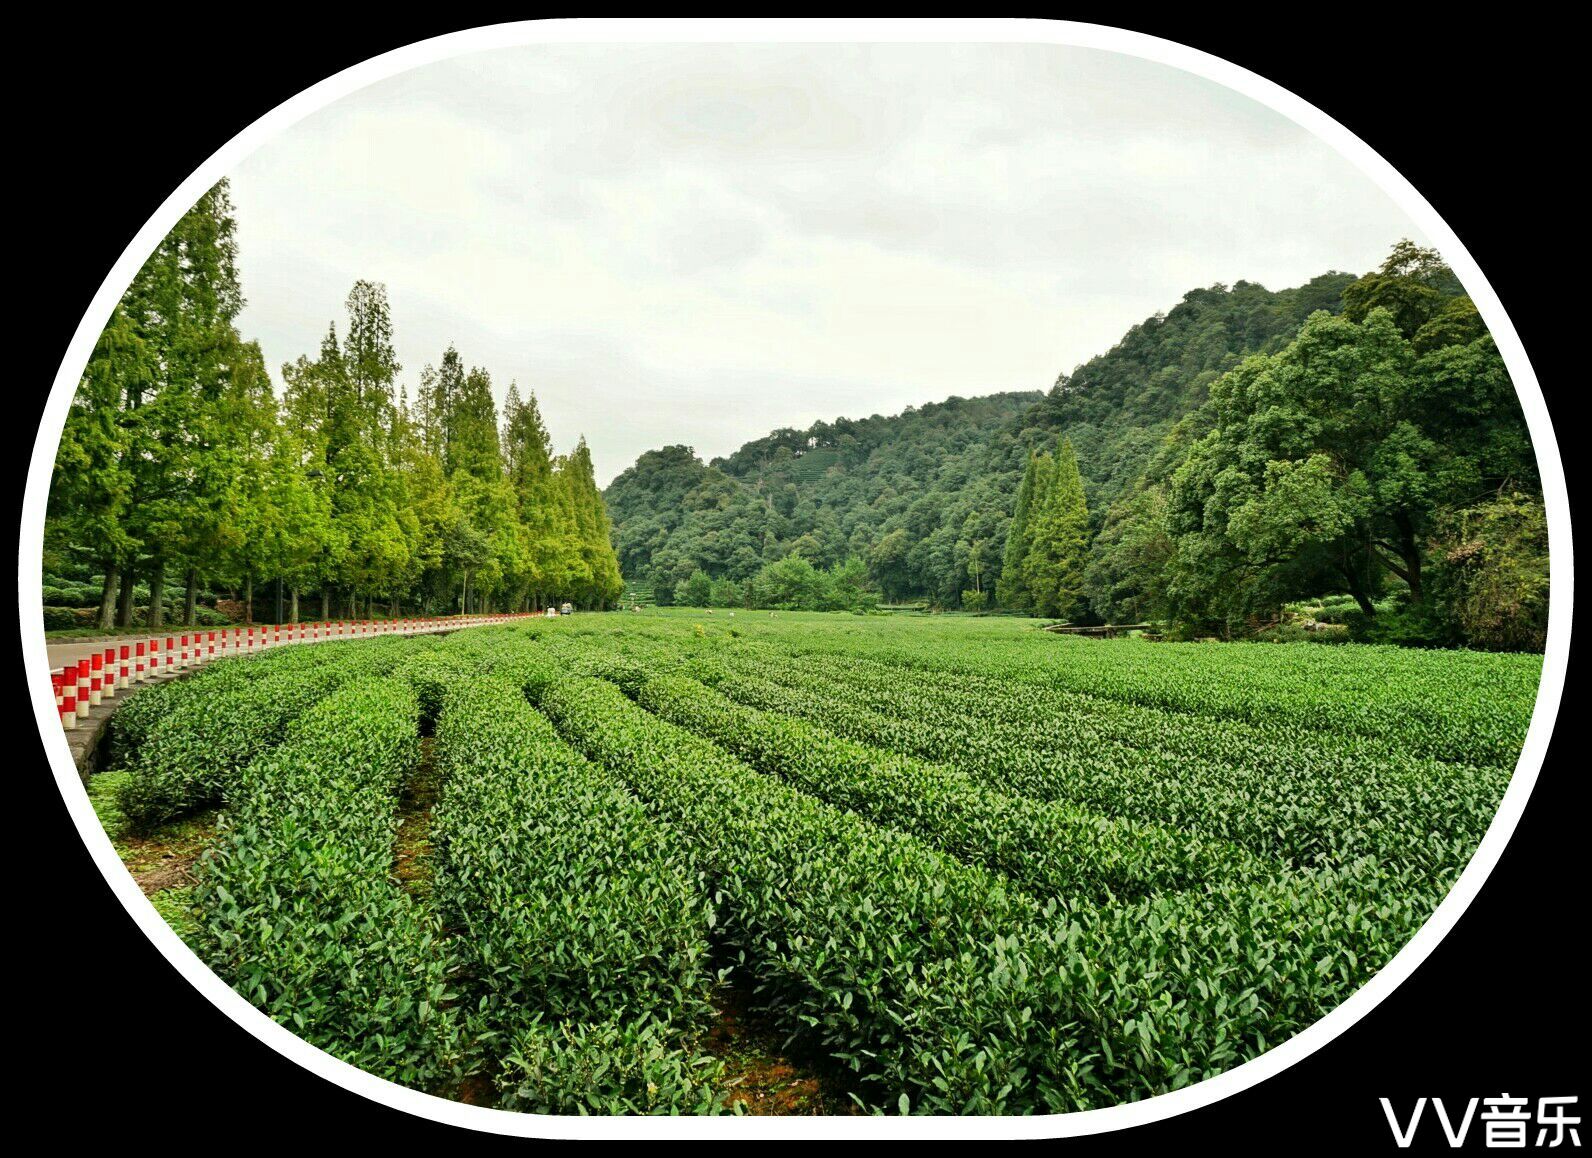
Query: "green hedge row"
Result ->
[[429, 676, 723, 1112], [696, 652, 1508, 890], [193, 677, 461, 1089], [629, 671, 1260, 906], [529, 670, 1071, 1113], [109, 645, 342, 761], [516, 645, 1438, 1113], [117, 640, 415, 830]]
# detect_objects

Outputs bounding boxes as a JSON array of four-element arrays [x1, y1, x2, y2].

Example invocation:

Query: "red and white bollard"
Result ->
[[134, 640, 146, 682], [100, 649, 116, 699], [58, 672, 77, 730], [119, 645, 130, 689], [76, 659, 91, 719]]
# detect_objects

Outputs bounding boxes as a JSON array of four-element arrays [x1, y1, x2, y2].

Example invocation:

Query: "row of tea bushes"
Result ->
[[694, 655, 1507, 890], [628, 671, 1262, 906], [716, 618, 1541, 769], [116, 639, 419, 830], [193, 677, 461, 1089], [526, 667, 1063, 1113], [429, 675, 724, 1112], [518, 658, 1435, 1113], [108, 641, 341, 760]]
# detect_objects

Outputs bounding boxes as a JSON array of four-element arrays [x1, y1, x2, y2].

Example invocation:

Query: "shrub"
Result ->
[[194, 677, 461, 1089]]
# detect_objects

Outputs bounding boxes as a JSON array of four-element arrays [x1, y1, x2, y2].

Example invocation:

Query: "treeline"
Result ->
[[47, 181, 623, 630], [667, 555, 875, 612]]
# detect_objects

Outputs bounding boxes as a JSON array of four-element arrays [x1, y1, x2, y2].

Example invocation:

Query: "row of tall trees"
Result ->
[[47, 180, 623, 629]]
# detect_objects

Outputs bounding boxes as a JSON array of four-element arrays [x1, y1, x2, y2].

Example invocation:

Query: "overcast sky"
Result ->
[[229, 43, 1428, 485]]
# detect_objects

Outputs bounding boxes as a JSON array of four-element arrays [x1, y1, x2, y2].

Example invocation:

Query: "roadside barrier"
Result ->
[[47, 613, 534, 734]]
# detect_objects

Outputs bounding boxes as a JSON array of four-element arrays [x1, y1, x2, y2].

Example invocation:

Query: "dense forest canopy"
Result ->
[[605, 392, 1040, 608], [45, 180, 624, 630], [608, 244, 1546, 648]]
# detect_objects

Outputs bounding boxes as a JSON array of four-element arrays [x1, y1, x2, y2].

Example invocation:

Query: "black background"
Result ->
[[10, 15, 1582, 1147]]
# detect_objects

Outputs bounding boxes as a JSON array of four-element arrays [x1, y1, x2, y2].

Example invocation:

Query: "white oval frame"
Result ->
[[19, 17, 1572, 1140]]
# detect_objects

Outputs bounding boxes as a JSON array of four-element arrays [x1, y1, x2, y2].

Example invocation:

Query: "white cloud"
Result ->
[[229, 43, 1429, 484]]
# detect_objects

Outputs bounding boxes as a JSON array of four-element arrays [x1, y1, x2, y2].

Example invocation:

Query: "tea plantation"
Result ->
[[93, 611, 1541, 1115]]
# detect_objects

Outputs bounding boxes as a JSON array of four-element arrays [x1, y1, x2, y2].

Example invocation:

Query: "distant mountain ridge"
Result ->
[[606, 271, 1356, 606]]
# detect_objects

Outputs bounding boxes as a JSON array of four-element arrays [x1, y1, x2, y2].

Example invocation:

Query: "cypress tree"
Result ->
[[1024, 436, 1089, 619], [996, 450, 1040, 610]]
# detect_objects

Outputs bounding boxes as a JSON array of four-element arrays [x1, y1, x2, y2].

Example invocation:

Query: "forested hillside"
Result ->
[[608, 246, 1546, 649], [1078, 244, 1541, 648], [608, 274, 1368, 610], [45, 180, 624, 631], [1018, 273, 1358, 516], [606, 392, 1039, 607]]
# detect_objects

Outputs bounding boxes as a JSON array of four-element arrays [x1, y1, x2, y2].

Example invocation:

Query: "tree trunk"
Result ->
[[147, 558, 166, 629], [321, 589, 331, 619], [1395, 514, 1424, 602], [117, 564, 136, 627], [184, 569, 198, 626], [96, 568, 119, 632], [290, 587, 300, 623], [1343, 572, 1376, 618], [244, 575, 254, 625]]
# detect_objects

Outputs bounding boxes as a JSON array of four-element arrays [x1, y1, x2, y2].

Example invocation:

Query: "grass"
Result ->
[[86, 770, 213, 950]]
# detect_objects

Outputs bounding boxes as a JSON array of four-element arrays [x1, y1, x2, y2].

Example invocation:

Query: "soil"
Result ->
[[394, 737, 441, 898], [116, 810, 218, 895], [705, 984, 860, 1116]]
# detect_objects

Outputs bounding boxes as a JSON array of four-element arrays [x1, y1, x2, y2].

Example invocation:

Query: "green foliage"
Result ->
[[601, 244, 1544, 648], [497, 1017, 727, 1115], [507, 614, 1536, 1111], [1020, 437, 1089, 618], [430, 674, 718, 1092], [673, 569, 714, 607], [115, 641, 412, 828], [1438, 490, 1550, 651], [605, 394, 1038, 608], [93, 614, 1541, 1112], [628, 669, 1257, 905], [48, 191, 625, 626], [193, 675, 461, 1089]]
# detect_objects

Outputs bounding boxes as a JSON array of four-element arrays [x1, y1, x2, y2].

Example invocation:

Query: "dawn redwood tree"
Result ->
[[996, 450, 1042, 611], [49, 305, 145, 628], [559, 438, 624, 610], [1023, 436, 1089, 619]]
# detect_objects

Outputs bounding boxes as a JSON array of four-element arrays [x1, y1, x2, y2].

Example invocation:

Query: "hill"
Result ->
[[605, 392, 1040, 605], [607, 273, 1357, 607]]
